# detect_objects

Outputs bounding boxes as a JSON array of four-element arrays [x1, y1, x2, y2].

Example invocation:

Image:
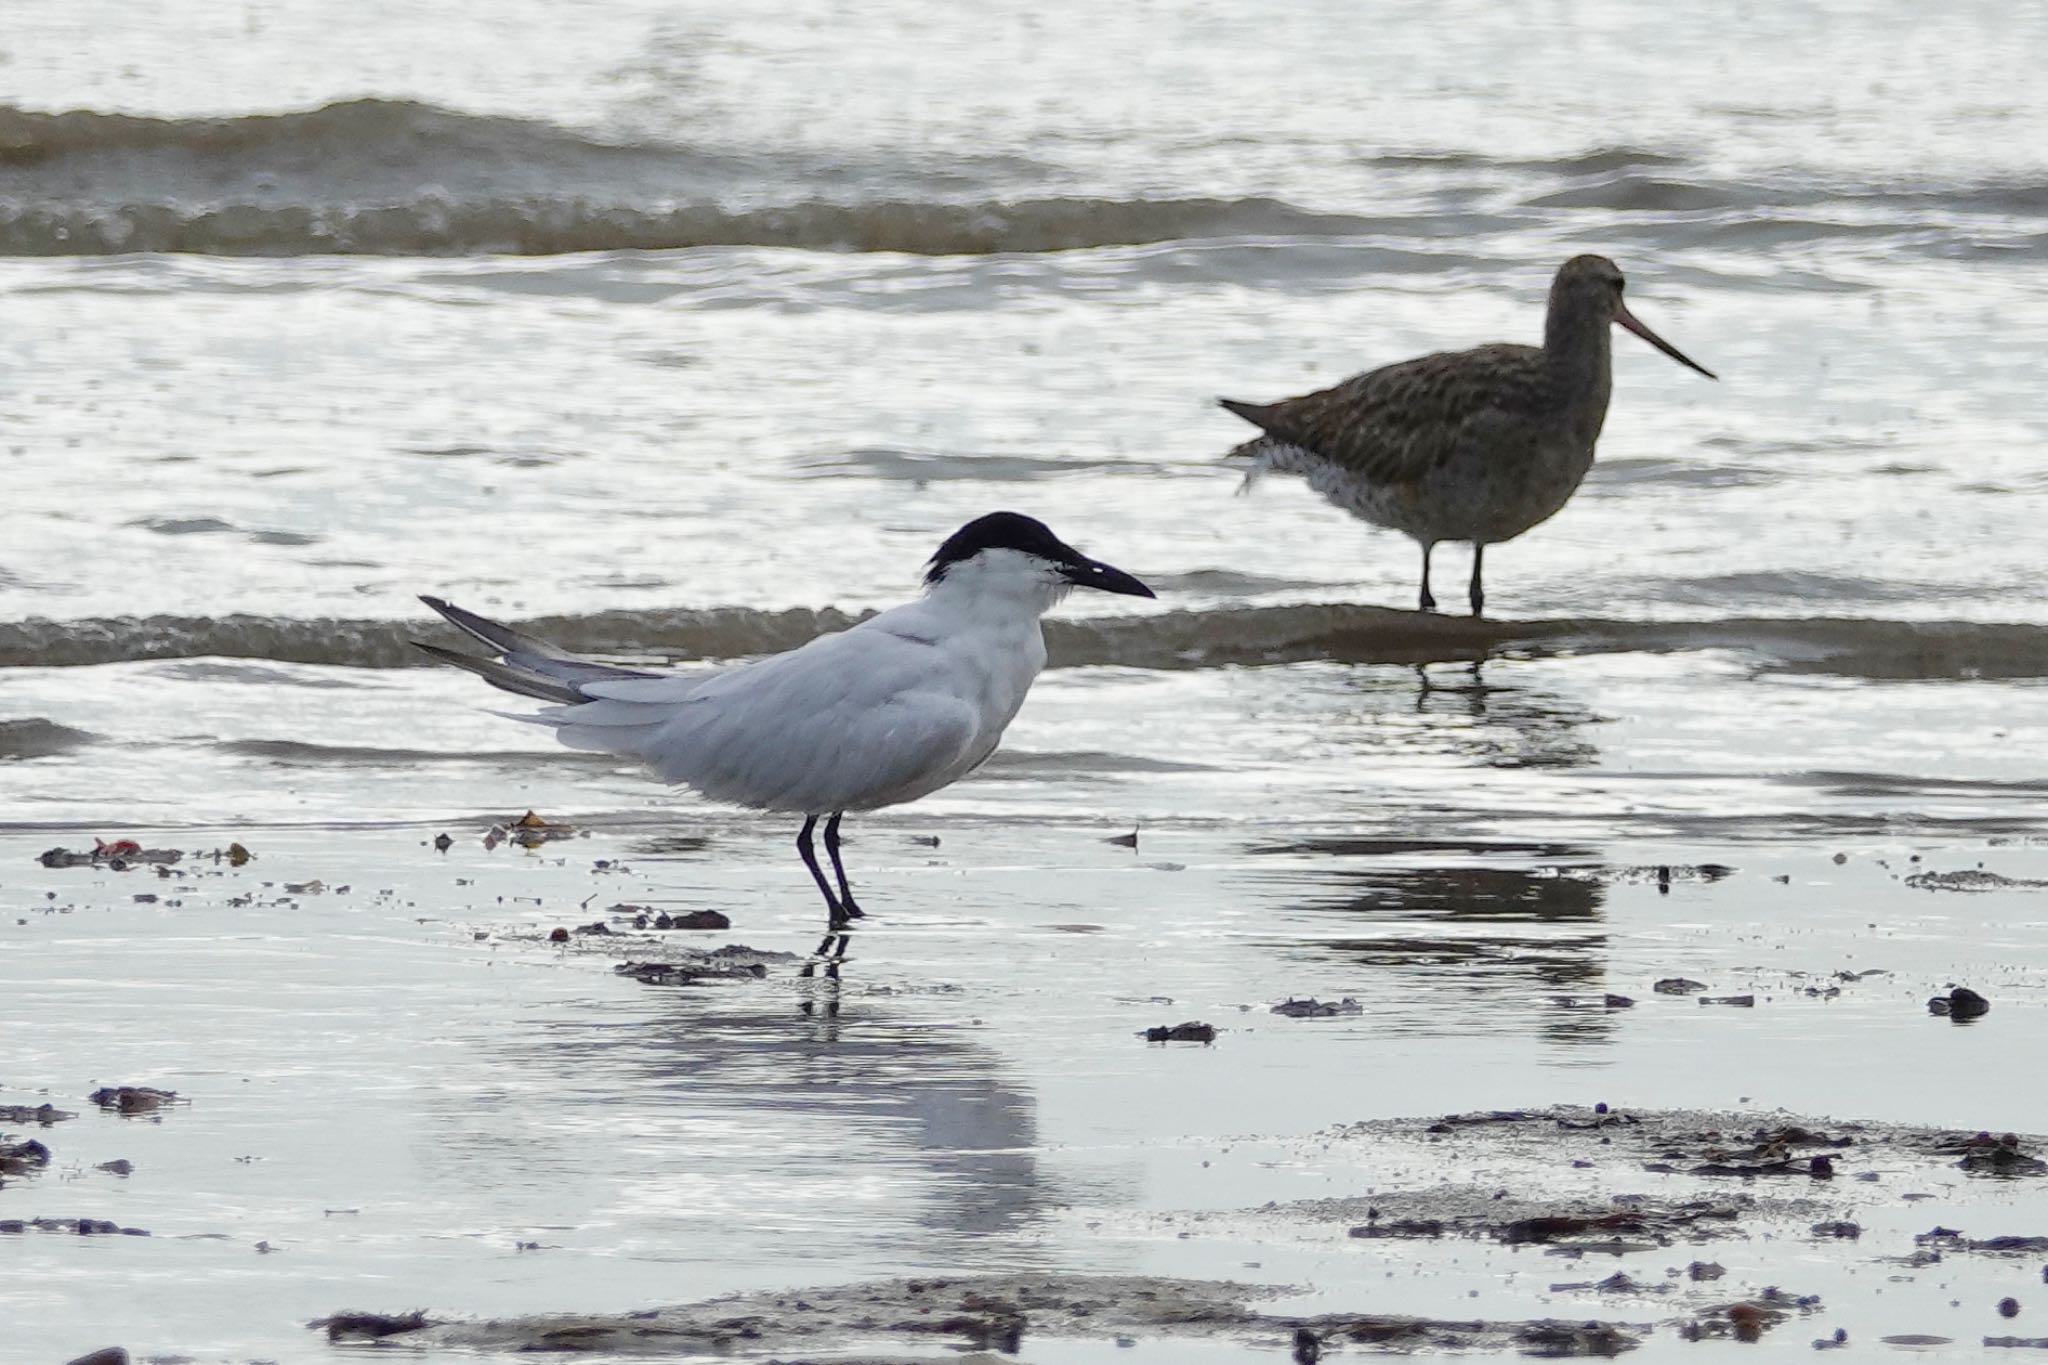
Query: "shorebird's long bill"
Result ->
[[1615, 304, 1718, 380], [1061, 557, 1156, 598]]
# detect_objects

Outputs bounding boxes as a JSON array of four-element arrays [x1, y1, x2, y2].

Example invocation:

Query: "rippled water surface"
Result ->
[[6, 3, 2048, 1361]]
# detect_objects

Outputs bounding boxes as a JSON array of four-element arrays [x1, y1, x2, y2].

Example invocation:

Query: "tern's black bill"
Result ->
[[1615, 303, 1717, 381], [1062, 557, 1156, 598]]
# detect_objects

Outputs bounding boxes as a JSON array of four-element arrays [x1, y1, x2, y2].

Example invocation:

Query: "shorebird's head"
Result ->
[[1554, 254, 1717, 381], [924, 512, 1155, 610]]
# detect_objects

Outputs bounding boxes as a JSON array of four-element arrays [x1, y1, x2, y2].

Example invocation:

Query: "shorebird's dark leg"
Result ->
[[1468, 544, 1486, 617], [795, 816, 847, 929], [822, 812, 865, 920], [1418, 542, 1437, 612]]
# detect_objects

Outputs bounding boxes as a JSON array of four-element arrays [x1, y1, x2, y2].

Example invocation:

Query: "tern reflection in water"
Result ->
[[436, 991, 1081, 1249]]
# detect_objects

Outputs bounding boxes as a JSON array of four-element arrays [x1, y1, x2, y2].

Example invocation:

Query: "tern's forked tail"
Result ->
[[413, 596, 692, 768], [413, 596, 662, 702]]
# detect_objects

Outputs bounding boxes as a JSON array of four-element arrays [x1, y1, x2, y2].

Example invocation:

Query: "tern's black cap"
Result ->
[[924, 512, 1077, 583], [924, 511, 1154, 598]]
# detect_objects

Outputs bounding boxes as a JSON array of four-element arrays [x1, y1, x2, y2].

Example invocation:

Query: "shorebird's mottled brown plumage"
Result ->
[[1220, 255, 1715, 615]]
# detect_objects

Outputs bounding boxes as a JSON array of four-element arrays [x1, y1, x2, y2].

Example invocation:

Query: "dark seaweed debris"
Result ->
[[0, 1217, 150, 1235], [1356, 1105, 2048, 1189], [1342, 1192, 1742, 1249], [1943, 1131, 2048, 1177], [0, 1103, 75, 1125], [1271, 997, 1363, 1018], [1928, 986, 1991, 1019], [1678, 1287, 1822, 1343], [615, 958, 769, 987], [1143, 1022, 1218, 1043], [1, 1136, 53, 1175], [1915, 1228, 2048, 1255], [312, 1273, 1649, 1358], [313, 1311, 430, 1342], [61, 1349, 130, 1365], [88, 1086, 180, 1115], [38, 841, 184, 869]]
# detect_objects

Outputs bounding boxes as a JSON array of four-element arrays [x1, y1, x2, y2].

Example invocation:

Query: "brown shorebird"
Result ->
[[1219, 255, 1715, 615]]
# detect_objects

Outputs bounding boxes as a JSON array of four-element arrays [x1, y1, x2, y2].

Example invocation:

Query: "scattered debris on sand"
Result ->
[[1596, 862, 1737, 893], [1188, 1107, 2048, 1268], [483, 811, 578, 849], [608, 905, 734, 930], [1, 1135, 52, 1175], [1678, 1286, 1822, 1342], [0, 1103, 75, 1126], [1351, 1106, 2048, 1185], [62, 1348, 131, 1365], [37, 840, 183, 870], [1929, 986, 1992, 1019], [312, 1310, 430, 1342], [1944, 1131, 2048, 1177], [1915, 1228, 2048, 1255], [0, 1217, 149, 1235], [1335, 1187, 1745, 1249], [310, 1273, 1650, 1357], [30, 839, 248, 872], [1271, 997, 1363, 1019], [1143, 1022, 1217, 1043], [509, 913, 799, 987], [1549, 993, 1633, 1010], [614, 949, 775, 988], [1905, 869, 2048, 892], [88, 1086, 180, 1116]]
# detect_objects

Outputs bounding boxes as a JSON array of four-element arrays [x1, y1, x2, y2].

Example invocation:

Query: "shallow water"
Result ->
[[6, 2, 2048, 1360]]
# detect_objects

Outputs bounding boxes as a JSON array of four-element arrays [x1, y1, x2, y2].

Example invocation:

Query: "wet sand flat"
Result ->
[[6, 810, 2048, 1362]]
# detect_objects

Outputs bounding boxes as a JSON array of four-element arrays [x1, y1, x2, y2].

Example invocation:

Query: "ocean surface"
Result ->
[[6, 2, 2048, 1361]]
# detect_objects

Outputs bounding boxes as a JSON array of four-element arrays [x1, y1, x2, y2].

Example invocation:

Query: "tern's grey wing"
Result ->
[[1222, 343, 1549, 485], [631, 626, 989, 813], [672, 688, 983, 814]]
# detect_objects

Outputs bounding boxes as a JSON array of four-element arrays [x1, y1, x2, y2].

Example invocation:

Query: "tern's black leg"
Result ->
[[1419, 541, 1437, 612], [795, 816, 847, 929], [1468, 544, 1485, 617], [822, 812, 865, 920]]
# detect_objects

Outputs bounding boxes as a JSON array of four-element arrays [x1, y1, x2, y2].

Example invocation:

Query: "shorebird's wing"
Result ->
[[1222, 343, 1545, 485]]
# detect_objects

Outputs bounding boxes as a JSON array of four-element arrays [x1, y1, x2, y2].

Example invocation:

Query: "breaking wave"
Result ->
[[4, 99, 2045, 261], [0, 717, 97, 759], [4, 607, 2046, 682], [0, 99, 1369, 256]]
